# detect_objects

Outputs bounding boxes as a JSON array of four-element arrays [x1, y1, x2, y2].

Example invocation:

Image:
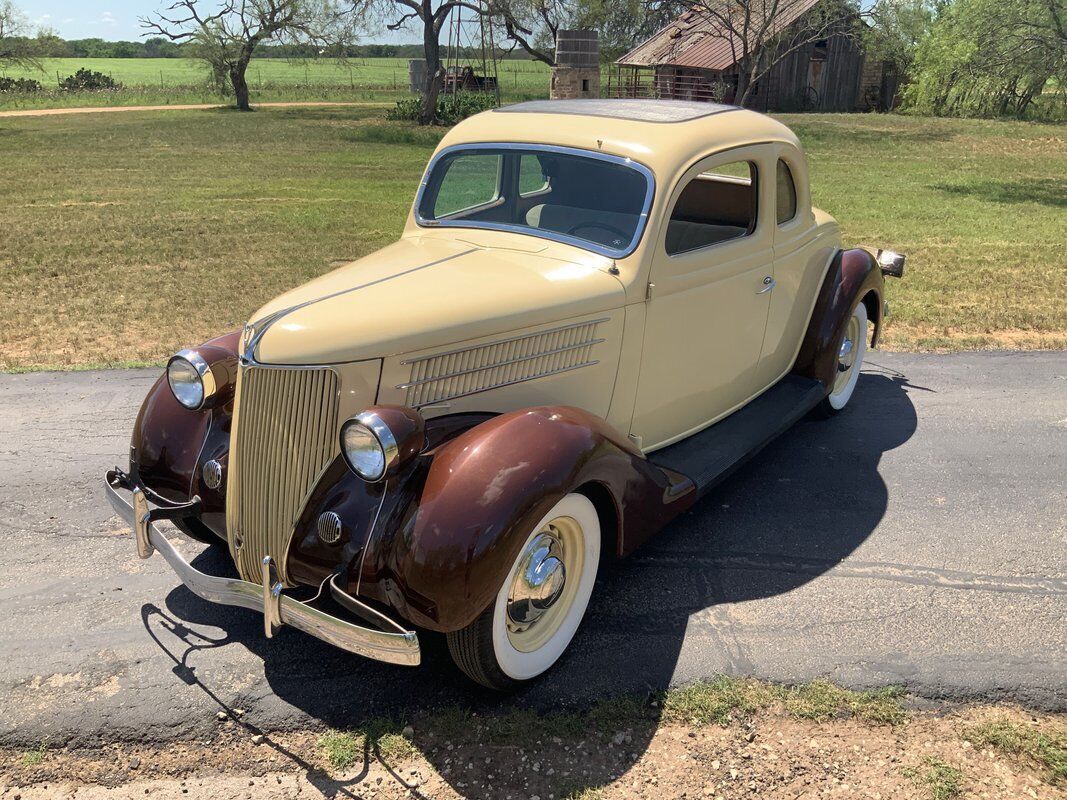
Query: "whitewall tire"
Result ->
[[447, 492, 601, 690], [818, 301, 869, 416]]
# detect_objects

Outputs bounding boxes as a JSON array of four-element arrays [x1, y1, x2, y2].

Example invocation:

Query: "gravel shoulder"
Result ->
[[2, 700, 1063, 799]]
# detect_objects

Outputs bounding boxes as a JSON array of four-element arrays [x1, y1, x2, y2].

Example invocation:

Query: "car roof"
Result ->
[[495, 98, 739, 123], [435, 99, 802, 180]]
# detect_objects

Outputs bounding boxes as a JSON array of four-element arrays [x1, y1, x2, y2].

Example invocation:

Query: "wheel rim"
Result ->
[[491, 493, 600, 681], [833, 314, 860, 395], [505, 515, 584, 653]]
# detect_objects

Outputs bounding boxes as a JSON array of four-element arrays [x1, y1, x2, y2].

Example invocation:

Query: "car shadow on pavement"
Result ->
[[149, 364, 921, 796]]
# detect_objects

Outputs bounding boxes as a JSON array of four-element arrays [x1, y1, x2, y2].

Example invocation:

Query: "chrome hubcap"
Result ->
[[504, 516, 585, 653], [834, 315, 860, 393], [506, 531, 567, 632]]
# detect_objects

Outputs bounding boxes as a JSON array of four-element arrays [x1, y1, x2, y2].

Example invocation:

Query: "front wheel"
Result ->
[[447, 493, 601, 690], [816, 300, 869, 417]]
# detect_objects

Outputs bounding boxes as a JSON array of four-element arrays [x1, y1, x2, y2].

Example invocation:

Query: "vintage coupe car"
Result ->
[[106, 99, 904, 689]]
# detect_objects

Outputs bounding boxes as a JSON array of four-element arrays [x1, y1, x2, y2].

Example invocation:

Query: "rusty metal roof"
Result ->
[[617, 0, 823, 70]]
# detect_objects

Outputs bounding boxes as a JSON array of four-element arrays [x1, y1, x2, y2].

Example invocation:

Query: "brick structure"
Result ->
[[551, 29, 600, 100]]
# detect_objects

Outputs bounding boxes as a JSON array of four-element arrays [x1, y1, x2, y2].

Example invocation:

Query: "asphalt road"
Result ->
[[1, 352, 1064, 749]]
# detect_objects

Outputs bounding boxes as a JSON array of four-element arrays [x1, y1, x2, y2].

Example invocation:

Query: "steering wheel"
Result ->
[[566, 221, 630, 243]]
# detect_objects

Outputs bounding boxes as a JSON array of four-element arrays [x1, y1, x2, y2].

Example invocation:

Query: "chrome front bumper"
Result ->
[[105, 471, 420, 666]]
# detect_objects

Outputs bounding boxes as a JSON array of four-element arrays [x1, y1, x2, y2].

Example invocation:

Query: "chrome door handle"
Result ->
[[757, 277, 776, 294]]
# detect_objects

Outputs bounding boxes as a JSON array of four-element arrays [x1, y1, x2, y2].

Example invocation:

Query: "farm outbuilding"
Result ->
[[612, 2, 897, 112]]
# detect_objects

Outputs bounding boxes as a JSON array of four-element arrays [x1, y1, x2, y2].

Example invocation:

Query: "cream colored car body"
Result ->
[[247, 101, 841, 453]]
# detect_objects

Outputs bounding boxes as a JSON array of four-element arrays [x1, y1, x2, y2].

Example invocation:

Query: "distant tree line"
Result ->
[[0, 34, 535, 61]]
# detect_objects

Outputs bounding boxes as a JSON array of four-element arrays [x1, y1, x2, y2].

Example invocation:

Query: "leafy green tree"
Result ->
[[142, 0, 362, 111], [0, 0, 42, 70], [865, 0, 938, 74], [905, 0, 1066, 117]]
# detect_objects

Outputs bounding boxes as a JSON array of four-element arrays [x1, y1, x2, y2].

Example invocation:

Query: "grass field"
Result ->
[[0, 106, 1064, 370], [0, 57, 554, 109]]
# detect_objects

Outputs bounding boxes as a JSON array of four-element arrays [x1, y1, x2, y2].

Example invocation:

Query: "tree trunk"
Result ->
[[230, 60, 252, 112], [419, 4, 442, 125]]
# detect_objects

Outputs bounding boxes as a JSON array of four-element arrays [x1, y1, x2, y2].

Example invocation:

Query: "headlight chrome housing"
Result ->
[[340, 407, 425, 482], [167, 349, 217, 410]]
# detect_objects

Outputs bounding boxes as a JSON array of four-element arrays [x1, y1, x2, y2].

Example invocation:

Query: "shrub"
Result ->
[[59, 68, 123, 91], [0, 77, 43, 93], [387, 90, 498, 125]]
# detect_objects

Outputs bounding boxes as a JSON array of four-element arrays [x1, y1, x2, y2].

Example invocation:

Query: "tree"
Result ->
[[865, 0, 937, 75], [677, 0, 865, 107], [380, 0, 486, 123], [142, 0, 361, 111], [487, 0, 568, 65], [905, 0, 1066, 117], [0, 0, 42, 70]]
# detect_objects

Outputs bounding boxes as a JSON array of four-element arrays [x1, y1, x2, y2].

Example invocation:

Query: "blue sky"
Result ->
[[20, 1, 414, 42]]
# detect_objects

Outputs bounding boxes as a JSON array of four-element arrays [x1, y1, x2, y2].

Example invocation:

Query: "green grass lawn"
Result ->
[[0, 57, 554, 109], [0, 107, 1063, 370]]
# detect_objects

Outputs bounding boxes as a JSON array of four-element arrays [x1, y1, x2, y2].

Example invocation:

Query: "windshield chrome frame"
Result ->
[[414, 142, 656, 259]]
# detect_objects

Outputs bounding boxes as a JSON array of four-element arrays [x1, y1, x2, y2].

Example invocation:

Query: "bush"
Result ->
[[387, 90, 498, 125], [58, 68, 123, 91], [0, 77, 43, 93]]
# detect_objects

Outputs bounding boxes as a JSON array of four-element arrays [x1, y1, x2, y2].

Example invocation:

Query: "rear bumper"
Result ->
[[105, 470, 420, 666]]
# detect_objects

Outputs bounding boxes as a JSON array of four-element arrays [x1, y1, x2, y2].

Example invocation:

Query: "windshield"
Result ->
[[416, 145, 653, 257]]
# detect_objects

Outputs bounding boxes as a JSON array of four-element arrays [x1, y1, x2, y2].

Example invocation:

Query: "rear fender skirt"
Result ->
[[293, 407, 691, 632], [791, 248, 884, 390], [131, 331, 240, 535]]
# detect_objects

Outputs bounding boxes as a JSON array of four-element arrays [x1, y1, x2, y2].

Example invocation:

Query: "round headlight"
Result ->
[[340, 417, 393, 482], [166, 350, 215, 410]]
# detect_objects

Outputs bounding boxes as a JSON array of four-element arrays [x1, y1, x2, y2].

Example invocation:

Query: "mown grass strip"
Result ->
[[2, 109, 1063, 370]]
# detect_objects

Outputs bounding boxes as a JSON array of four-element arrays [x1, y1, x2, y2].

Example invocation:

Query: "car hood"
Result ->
[[247, 235, 624, 366]]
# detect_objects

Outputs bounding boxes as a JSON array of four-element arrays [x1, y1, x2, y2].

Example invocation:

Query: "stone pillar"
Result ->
[[550, 29, 600, 100]]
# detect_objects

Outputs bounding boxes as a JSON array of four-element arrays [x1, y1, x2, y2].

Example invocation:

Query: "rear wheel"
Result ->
[[447, 493, 600, 690], [816, 301, 868, 417]]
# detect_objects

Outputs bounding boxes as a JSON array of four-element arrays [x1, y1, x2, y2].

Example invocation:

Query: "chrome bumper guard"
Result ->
[[105, 470, 420, 666]]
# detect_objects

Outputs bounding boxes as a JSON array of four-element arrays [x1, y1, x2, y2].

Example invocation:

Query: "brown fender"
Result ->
[[131, 331, 240, 536], [791, 248, 884, 390], [295, 407, 689, 633]]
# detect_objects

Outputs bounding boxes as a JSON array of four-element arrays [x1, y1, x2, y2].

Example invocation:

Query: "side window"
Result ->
[[518, 154, 550, 196], [431, 153, 502, 218], [666, 161, 757, 256], [776, 159, 798, 225]]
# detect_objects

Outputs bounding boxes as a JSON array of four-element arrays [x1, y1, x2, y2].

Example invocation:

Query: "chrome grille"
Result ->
[[226, 365, 339, 584], [399, 318, 606, 407]]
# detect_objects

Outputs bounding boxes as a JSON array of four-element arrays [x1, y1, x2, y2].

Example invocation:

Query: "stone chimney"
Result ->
[[550, 29, 600, 100]]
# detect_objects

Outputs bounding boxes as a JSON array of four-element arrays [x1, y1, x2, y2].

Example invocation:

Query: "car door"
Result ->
[[757, 146, 827, 387], [630, 145, 775, 451]]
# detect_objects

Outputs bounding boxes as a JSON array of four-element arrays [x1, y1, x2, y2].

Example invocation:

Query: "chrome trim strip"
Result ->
[[355, 485, 388, 596], [241, 248, 478, 365], [396, 337, 606, 390], [105, 478, 421, 666], [400, 316, 611, 365], [414, 143, 656, 259], [413, 359, 600, 408]]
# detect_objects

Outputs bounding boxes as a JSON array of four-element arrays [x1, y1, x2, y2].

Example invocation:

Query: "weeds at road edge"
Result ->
[[320, 719, 416, 771], [963, 717, 1067, 785], [21, 741, 48, 766], [903, 756, 965, 800]]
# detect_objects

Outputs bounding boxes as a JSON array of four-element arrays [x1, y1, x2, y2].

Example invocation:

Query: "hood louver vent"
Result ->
[[399, 318, 608, 408]]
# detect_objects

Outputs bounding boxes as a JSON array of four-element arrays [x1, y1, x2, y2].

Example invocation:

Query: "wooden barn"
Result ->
[[612, 1, 895, 112]]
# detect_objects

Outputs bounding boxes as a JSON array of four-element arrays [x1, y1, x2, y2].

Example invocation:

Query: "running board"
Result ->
[[648, 375, 825, 497]]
